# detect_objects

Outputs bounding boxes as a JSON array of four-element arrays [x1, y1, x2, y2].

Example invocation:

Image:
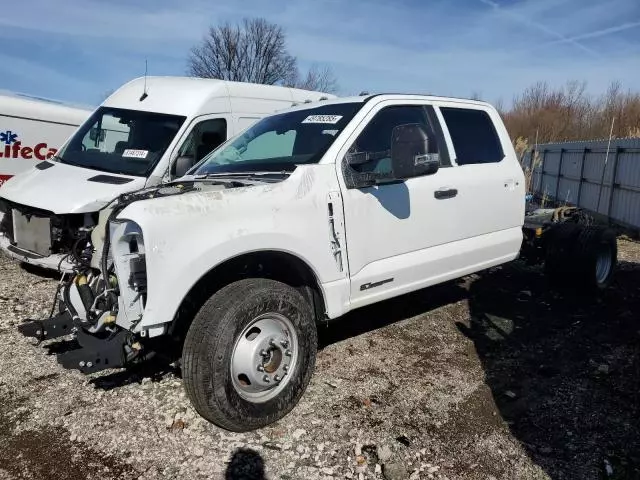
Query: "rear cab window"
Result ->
[[439, 107, 504, 165]]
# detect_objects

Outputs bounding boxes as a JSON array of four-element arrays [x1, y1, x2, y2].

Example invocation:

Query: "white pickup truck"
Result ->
[[16, 93, 617, 432]]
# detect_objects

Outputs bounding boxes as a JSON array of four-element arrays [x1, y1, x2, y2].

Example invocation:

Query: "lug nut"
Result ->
[[35, 330, 42, 336], [257, 365, 265, 372], [280, 339, 289, 348], [262, 375, 271, 383], [260, 349, 268, 357], [79, 361, 86, 367], [274, 375, 281, 382], [283, 365, 289, 372], [285, 350, 292, 357], [86, 362, 93, 368], [269, 338, 277, 347]]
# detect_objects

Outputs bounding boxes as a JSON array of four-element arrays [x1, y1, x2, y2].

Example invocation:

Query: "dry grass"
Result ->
[[502, 80, 640, 144]]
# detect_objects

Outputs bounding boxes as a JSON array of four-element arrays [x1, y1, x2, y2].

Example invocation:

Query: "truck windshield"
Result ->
[[55, 107, 186, 177], [193, 102, 363, 175]]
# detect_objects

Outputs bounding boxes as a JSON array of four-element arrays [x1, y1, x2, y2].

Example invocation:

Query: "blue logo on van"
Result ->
[[0, 130, 18, 145]]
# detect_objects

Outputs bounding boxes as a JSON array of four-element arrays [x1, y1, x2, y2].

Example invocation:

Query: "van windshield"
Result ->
[[192, 102, 363, 175], [55, 107, 186, 176]]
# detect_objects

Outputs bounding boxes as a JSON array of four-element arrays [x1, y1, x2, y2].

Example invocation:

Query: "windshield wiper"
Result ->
[[195, 171, 291, 179]]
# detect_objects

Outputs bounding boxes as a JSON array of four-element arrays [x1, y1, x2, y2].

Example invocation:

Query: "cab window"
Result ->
[[440, 107, 504, 165], [347, 105, 449, 175]]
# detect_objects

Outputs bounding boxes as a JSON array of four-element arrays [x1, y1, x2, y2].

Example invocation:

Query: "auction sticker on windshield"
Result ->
[[122, 149, 149, 159], [302, 115, 343, 124]]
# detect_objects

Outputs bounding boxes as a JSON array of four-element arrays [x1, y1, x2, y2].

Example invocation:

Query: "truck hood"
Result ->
[[0, 162, 146, 214]]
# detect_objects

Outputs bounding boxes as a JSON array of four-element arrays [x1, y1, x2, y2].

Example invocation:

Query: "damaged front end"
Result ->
[[16, 182, 203, 374], [0, 198, 97, 272], [17, 219, 149, 373]]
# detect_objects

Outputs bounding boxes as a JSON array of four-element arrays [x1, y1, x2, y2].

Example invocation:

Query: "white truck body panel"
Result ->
[[118, 164, 349, 332], [0, 92, 92, 186], [107, 94, 525, 335]]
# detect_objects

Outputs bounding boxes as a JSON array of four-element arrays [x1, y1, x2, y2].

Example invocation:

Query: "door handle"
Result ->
[[434, 188, 458, 200]]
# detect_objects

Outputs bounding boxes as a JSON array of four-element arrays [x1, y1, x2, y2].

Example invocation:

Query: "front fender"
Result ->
[[112, 164, 346, 333], [140, 233, 333, 330]]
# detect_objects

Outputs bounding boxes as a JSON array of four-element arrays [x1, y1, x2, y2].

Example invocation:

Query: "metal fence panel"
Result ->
[[523, 138, 640, 231]]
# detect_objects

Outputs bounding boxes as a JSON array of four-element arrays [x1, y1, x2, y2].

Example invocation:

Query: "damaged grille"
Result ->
[[0, 198, 97, 256]]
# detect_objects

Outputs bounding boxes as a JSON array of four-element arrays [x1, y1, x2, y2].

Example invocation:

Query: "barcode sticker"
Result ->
[[122, 149, 148, 159], [302, 115, 343, 124]]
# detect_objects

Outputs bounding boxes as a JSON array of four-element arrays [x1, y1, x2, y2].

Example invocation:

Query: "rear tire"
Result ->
[[575, 226, 617, 290], [182, 278, 317, 432], [544, 224, 617, 290]]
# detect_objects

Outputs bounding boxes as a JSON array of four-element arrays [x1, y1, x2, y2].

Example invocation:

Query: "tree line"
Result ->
[[500, 80, 640, 147]]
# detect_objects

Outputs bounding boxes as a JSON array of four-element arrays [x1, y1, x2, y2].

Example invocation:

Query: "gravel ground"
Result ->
[[0, 239, 639, 480]]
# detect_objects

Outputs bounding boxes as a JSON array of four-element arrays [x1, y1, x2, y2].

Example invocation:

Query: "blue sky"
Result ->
[[1, 0, 639, 108]]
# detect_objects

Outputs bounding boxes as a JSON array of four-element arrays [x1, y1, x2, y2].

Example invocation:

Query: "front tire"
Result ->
[[182, 278, 317, 432]]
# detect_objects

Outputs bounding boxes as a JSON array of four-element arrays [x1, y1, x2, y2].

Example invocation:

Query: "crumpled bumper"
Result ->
[[0, 233, 75, 273]]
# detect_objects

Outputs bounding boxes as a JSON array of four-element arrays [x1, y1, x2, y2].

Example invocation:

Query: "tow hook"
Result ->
[[18, 314, 136, 374], [18, 311, 74, 344], [56, 328, 132, 374]]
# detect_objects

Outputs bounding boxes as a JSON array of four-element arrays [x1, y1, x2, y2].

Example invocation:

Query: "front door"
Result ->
[[338, 102, 465, 308]]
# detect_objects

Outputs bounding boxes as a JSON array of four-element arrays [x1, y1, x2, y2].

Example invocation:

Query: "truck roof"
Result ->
[[281, 93, 495, 111], [0, 90, 93, 126], [102, 76, 337, 118]]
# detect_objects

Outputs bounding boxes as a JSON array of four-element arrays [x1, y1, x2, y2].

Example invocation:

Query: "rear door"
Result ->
[[435, 103, 525, 269]]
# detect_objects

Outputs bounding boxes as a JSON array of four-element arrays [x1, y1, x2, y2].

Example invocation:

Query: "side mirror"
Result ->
[[345, 151, 372, 166], [173, 155, 196, 178], [391, 123, 440, 178]]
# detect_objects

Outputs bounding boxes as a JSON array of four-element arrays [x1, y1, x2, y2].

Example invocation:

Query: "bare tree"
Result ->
[[188, 18, 297, 85], [188, 18, 339, 93], [285, 64, 339, 93]]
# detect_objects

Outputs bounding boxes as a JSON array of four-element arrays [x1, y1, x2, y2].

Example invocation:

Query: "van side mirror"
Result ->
[[173, 155, 196, 178], [391, 123, 440, 178]]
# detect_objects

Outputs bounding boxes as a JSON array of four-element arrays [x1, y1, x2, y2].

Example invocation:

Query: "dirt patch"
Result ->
[[0, 239, 638, 479], [0, 391, 135, 480]]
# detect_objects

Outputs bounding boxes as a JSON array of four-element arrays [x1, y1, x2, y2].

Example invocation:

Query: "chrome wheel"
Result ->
[[595, 245, 613, 286], [230, 313, 298, 403]]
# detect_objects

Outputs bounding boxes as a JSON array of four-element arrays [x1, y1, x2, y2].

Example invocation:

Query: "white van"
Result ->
[[0, 91, 92, 187], [0, 76, 335, 270]]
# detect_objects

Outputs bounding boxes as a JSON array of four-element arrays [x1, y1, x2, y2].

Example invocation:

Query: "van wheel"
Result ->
[[182, 278, 317, 432]]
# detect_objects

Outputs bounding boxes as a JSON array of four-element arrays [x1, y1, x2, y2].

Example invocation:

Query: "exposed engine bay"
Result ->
[[14, 177, 259, 373], [0, 199, 97, 268]]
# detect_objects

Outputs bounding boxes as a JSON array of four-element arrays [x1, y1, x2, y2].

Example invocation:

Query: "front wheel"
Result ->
[[182, 278, 317, 432]]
